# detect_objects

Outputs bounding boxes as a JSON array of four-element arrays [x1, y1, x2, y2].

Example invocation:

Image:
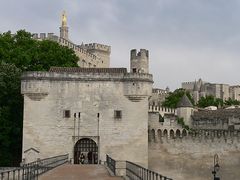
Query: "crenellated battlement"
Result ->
[[152, 88, 169, 95], [32, 33, 59, 41], [130, 49, 149, 74], [182, 82, 194, 85], [131, 49, 149, 59], [148, 127, 240, 179], [149, 128, 240, 143], [84, 43, 111, 53], [31, 33, 108, 67], [148, 105, 176, 115], [32, 33, 100, 63], [58, 37, 99, 60]]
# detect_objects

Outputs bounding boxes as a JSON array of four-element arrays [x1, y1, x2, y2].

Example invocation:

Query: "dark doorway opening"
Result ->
[[74, 138, 98, 164]]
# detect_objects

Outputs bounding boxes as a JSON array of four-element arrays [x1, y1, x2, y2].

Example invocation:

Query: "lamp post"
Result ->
[[212, 154, 220, 180], [97, 113, 100, 164]]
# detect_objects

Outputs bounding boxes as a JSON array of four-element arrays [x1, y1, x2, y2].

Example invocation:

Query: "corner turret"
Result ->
[[177, 94, 194, 127], [130, 49, 149, 74], [83, 43, 111, 68]]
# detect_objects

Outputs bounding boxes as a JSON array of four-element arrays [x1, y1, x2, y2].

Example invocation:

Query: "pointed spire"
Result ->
[[177, 94, 193, 108], [200, 83, 205, 92], [193, 81, 198, 91]]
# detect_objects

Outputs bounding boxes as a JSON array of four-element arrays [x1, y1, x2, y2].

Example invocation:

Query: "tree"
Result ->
[[0, 30, 79, 166], [0, 30, 79, 71], [224, 98, 240, 106], [0, 63, 22, 166], [197, 95, 223, 108], [162, 88, 194, 108]]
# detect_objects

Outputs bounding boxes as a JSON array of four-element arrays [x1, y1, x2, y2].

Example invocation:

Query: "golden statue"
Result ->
[[62, 11, 67, 26]]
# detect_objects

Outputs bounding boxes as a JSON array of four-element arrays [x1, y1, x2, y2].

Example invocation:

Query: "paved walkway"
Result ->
[[39, 164, 123, 180]]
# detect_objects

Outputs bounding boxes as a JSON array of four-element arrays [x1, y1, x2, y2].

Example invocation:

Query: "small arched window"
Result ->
[[176, 129, 181, 138], [182, 129, 187, 137], [170, 129, 174, 138], [157, 129, 162, 138], [151, 129, 155, 141], [163, 129, 168, 137]]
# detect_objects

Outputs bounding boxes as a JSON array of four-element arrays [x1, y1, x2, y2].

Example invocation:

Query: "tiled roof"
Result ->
[[192, 108, 240, 121], [49, 67, 127, 73], [177, 94, 193, 108]]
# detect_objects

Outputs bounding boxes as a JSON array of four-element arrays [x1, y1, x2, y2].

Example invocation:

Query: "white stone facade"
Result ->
[[21, 69, 153, 167]]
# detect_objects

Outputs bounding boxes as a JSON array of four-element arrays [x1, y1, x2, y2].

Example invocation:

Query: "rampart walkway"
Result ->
[[39, 164, 123, 180]]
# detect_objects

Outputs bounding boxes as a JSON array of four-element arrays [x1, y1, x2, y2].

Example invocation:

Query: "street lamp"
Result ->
[[212, 154, 220, 180]]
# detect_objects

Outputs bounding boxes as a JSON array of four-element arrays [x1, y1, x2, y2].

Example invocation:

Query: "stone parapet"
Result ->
[[149, 128, 240, 142], [21, 71, 153, 83], [84, 43, 111, 53], [149, 105, 176, 114], [21, 71, 153, 102], [31, 33, 108, 68], [58, 38, 99, 60]]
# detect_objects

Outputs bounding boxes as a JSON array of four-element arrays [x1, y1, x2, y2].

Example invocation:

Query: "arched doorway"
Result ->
[[74, 138, 98, 164]]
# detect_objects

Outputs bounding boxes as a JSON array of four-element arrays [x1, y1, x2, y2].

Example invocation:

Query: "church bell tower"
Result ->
[[60, 11, 69, 40]]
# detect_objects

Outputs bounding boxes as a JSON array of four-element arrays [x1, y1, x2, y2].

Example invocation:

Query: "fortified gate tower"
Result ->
[[21, 49, 153, 167]]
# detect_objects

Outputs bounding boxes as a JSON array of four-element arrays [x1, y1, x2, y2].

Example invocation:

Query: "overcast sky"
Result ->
[[1, 0, 240, 90]]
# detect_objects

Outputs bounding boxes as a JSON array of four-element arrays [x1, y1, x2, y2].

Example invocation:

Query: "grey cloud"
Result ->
[[0, 0, 240, 89]]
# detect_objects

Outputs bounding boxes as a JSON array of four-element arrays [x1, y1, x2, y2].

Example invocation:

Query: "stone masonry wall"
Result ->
[[148, 132, 240, 180], [21, 71, 152, 167]]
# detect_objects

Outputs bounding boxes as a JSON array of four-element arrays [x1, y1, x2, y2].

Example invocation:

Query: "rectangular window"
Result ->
[[64, 110, 71, 118], [114, 110, 122, 119]]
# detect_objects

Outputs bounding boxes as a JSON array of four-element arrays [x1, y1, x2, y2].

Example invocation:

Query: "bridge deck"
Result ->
[[39, 164, 123, 180]]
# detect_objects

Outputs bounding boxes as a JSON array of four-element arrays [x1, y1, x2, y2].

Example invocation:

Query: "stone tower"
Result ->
[[177, 94, 194, 127], [60, 11, 69, 40], [193, 81, 199, 104], [83, 43, 111, 68], [130, 49, 149, 73], [199, 83, 206, 98]]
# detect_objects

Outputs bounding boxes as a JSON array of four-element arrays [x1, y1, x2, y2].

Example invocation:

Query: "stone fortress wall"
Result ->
[[22, 12, 240, 179], [149, 88, 170, 107], [83, 43, 111, 68], [21, 63, 153, 167], [148, 92, 240, 180], [148, 127, 240, 180], [148, 105, 176, 117], [32, 33, 111, 68]]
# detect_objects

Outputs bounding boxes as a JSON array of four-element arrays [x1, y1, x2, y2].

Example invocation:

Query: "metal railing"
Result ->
[[126, 161, 173, 180], [0, 154, 68, 180], [106, 155, 116, 175]]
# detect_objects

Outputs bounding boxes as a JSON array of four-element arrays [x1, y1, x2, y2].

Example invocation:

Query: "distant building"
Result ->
[[229, 86, 240, 101], [32, 11, 111, 68], [182, 78, 239, 103], [149, 87, 170, 106]]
